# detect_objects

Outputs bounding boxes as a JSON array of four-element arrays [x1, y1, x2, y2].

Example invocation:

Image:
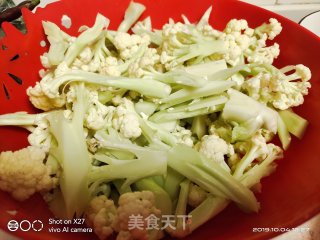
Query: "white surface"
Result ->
[[264, 4, 320, 22], [300, 10, 320, 35], [242, 0, 276, 5], [277, 0, 320, 4]]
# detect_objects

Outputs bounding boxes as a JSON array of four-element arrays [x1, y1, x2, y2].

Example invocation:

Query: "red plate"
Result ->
[[0, 0, 320, 239]]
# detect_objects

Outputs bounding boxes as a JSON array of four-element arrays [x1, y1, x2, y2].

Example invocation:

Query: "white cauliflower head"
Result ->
[[0, 146, 58, 201], [40, 53, 52, 69], [112, 97, 142, 139], [86, 101, 116, 131], [112, 191, 162, 240], [28, 117, 52, 152], [215, 18, 282, 65], [246, 43, 280, 65], [71, 47, 94, 72], [224, 19, 249, 34], [196, 134, 234, 168], [100, 56, 122, 77], [85, 195, 117, 240], [67, 85, 116, 131], [255, 18, 282, 41], [128, 47, 161, 78], [113, 32, 150, 60], [27, 81, 65, 111], [242, 64, 312, 110], [171, 125, 194, 147]]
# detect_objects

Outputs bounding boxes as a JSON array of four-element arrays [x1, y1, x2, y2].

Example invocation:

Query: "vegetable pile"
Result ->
[[0, 2, 311, 239]]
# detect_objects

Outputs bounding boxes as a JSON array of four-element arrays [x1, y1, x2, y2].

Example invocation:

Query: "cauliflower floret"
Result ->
[[28, 117, 52, 152], [54, 61, 70, 77], [40, 53, 52, 68], [242, 64, 312, 110], [232, 130, 280, 178], [198, 24, 221, 38], [242, 73, 266, 101], [255, 18, 282, 41], [224, 19, 249, 34], [119, 113, 141, 139], [188, 183, 208, 208], [246, 43, 280, 64], [72, 58, 88, 71], [67, 85, 116, 131], [215, 18, 282, 65], [294, 64, 312, 81], [219, 33, 243, 66], [27, 81, 65, 111], [86, 103, 115, 131], [244, 19, 282, 64], [249, 131, 270, 161], [112, 97, 142, 139], [71, 47, 94, 71], [84, 195, 117, 240], [0, 146, 58, 201], [85, 92, 115, 130], [227, 152, 241, 172], [212, 19, 253, 65], [128, 47, 161, 78], [171, 125, 193, 147], [195, 134, 234, 171], [87, 137, 101, 153], [113, 32, 150, 60], [195, 8, 222, 38], [112, 191, 162, 240], [79, 47, 94, 64], [99, 56, 122, 77]]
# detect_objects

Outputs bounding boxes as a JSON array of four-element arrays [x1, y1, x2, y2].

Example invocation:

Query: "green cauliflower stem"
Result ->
[[160, 20, 226, 70], [89, 130, 167, 190], [0, 111, 54, 152], [167, 144, 259, 212], [134, 178, 173, 216], [117, 1, 146, 33], [64, 14, 110, 66], [41, 69, 171, 100], [159, 80, 235, 110], [48, 83, 91, 219], [132, 17, 163, 46], [42, 21, 71, 66], [279, 109, 308, 139], [232, 130, 276, 179], [165, 179, 191, 238], [187, 183, 208, 208], [222, 89, 278, 134]]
